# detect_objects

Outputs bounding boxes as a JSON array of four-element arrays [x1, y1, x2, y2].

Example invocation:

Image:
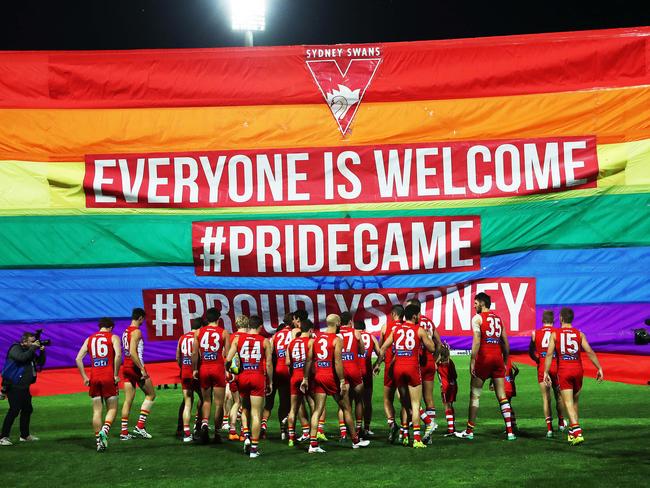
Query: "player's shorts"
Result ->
[[357, 361, 367, 378], [558, 369, 583, 393], [474, 355, 506, 381], [89, 376, 118, 398], [383, 362, 395, 388], [440, 383, 457, 404], [122, 365, 144, 387], [393, 363, 422, 387], [199, 364, 226, 389], [421, 360, 436, 382], [228, 377, 239, 393], [181, 374, 200, 392], [343, 364, 362, 388], [238, 374, 267, 398], [313, 374, 341, 396], [537, 365, 559, 386], [290, 373, 305, 396], [273, 368, 290, 385]]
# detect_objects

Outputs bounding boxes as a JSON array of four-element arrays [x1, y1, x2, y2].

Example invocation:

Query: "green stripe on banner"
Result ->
[[0, 192, 648, 268]]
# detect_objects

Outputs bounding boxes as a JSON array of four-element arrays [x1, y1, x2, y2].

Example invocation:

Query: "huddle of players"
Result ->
[[75, 293, 604, 454]]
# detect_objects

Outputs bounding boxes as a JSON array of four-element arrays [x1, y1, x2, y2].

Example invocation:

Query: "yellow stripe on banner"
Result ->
[[1, 85, 650, 161], [0, 139, 649, 216]]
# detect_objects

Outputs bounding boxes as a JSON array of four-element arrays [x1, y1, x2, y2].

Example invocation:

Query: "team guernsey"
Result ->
[[391, 322, 422, 387], [437, 359, 458, 403], [338, 325, 362, 387], [419, 316, 437, 381], [287, 335, 310, 395], [535, 325, 558, 384], [237, 333, 267, 397], [358, 330, 374, 381], [178, 331, 196, 390], [273, 328, 293, 382], [474, 311, 506, 380], [87, 330, 117, 398], [313, 332, 341, 395], [122, 325, 144, 385], [555, 327, 584, 393], [197, 324, 227, 389]]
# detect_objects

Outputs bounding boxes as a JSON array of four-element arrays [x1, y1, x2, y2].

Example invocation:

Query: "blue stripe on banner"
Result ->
[[0, 247, 648, 321]]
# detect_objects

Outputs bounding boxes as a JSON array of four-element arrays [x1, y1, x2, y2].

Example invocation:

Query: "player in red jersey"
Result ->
[[336, 312, 365, 441], [225, 315, 249, 441], [355, 320, 380, 436], [192, 307, 230, 444], [302, 314, 370, 453], [226, 315, 273, 458], [261, 312, 294, 439], [435, 343, 458, 436], [530, 310, 566, 437], [375, 304, 438, 448], [75, 318, 122, 452], [544, 307, 603, 446], [490, 358, 519, 432], [176, 317, 203, 443], [380, 305, 404, 442], [456, 293, 516, 441], [285, 319, 315, 446], [405, 298, 442, 435], [120, 307, 156, 440]]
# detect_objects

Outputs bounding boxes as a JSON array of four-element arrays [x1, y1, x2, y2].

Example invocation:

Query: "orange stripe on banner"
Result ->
[[0, 85, 650, 161]]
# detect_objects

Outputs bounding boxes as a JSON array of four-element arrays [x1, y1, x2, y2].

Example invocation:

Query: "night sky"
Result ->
[[1, 0, 649, 50]]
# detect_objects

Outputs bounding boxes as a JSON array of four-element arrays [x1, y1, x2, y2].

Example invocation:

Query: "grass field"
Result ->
[[1, 356, 648, 487]]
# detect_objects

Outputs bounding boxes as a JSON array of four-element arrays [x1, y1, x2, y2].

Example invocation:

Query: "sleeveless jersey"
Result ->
[[88, 331, 115, 379], [358, 331, 374, 368], [477, 311, 504, 358], [338, 326, 360, 363], [273, 328, 293, 373], [392, 322, 421, 367], [178, 331, 195, 373], [313, 332, 338, 377], [237, 333, 266, 377], [197, 325, 226, 366], [384, 319, 401, 365], [122, 325, 143, 368], [555, 327, 583, 372], [534, 325, 557, 362], [288, 336, 310, 375]]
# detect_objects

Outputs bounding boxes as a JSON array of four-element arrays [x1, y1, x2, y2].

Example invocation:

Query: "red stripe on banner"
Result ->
[[191, 216, 481, 277], [84, 136, 598, 208], [1, 27, 649, 108]]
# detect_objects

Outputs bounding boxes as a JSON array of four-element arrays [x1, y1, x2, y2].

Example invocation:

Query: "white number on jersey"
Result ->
[[485, 316, 502, 337], [361, 333, 372, 351], [395, 328, 416, 350], [200, 331, 221, 352], [541, 330, 552, 348], [316, 337, 329, 360], [240, 340, 262, 362], [560, 332, 579, 355], [341, 331, 355, 352], [291, 341, 306, 361], [180, 336, 194, 356], [90, 336, 109, 358]]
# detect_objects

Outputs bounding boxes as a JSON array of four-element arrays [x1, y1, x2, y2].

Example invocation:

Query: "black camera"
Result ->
[[34, 328, 52, 346], [633, 319, 650, 345]]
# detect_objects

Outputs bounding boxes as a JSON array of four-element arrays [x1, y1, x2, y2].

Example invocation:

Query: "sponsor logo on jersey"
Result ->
[[341, 352, 355, 361], [317, 360, 332, 368], [242, 363, 260, 371], [292, 361, 306, 369], [277, 350, 286, 358], [93, 358, 108, 367], [203, 352, 218, 361], [182, 357, 192, 365], [305, 45, 382, 135]]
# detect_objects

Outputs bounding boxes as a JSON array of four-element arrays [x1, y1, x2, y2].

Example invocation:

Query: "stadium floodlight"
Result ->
[[230, 0, 266, 47]]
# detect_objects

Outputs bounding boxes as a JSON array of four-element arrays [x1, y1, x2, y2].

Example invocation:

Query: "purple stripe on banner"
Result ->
[[1, 302, 648, 370]]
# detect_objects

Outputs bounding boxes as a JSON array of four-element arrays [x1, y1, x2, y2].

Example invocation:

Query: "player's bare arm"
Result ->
[[176, 338, 182, 369], [264, 338, 273, 394], [432, 329, 442, 359], [373, 332, 394, 373], [222, 329, 231, 360], [470, 314, 482, 377], [581, 333, 604, 381], [300, 339, 314, 393], [191, 329, 201, 377], [420, 329, 437, 354], [129, 329, 146, 376], [501, 329, 510, 365], [334, 337, 347, 394], [355, 328, 366, 355], [75, 338, 89, 385], [112, 335, 122, 383], [528, 331, 538, 364], [225, 336, 239, 364]]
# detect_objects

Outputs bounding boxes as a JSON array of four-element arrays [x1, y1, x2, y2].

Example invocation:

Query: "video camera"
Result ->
[[34, 328, 52, 347], [633, 319, 650, 345]]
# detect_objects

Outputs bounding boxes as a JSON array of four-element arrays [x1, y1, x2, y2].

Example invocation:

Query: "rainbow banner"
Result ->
[[1, 27, 649, 371]]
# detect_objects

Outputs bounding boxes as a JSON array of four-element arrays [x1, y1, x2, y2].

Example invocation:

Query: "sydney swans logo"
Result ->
[[306, 46, 382, 135]]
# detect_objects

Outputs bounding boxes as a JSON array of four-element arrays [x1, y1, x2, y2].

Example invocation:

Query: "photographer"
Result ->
[[0, 331, 46, 446]]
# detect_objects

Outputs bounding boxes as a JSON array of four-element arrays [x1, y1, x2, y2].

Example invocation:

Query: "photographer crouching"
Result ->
[[0, 331, 47, 446]]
